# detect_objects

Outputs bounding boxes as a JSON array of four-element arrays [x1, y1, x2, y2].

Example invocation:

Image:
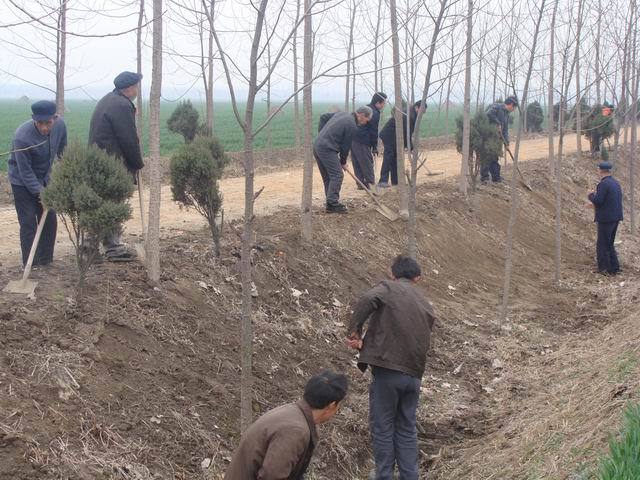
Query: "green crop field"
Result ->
[[0, 99, 461, 171]]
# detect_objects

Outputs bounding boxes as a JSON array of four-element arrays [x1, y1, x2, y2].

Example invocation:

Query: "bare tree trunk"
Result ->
[[474, 28, 485, 112], [389, 0, 408, 215], [146, 0, 163, 284], [574, 0, 584, 161], [374, 0, 383, 92], [407, 0, 448, 258], [206, 0, 215, 134], [549, 0, 560, 283], [344, 0, 355, 111], [293, 0, 301, 150], [492, 42, 500, 102], [55, 0, 67, 114], [460, 0, 472, 195], [629, 2, 638, 234], [595, 0, 602, 105], [266, 35, 273, 164], [444, 35, 455, 134], [300, 0, 313, 240], [500, 0, 546, 323], [136, 0, 145, 148]]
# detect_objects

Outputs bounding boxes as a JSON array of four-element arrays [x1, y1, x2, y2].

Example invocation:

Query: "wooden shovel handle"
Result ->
[[22, 208, 49, 282]]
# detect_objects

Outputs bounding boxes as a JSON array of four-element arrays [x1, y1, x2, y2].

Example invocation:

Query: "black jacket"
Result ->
[[486, 102, 510, 144], [348, 278, 436, 379], [352, 103, 382, 148], [588, 175, 623, 223], [89, 90, 144, 172], [379, 110, 417, 149]]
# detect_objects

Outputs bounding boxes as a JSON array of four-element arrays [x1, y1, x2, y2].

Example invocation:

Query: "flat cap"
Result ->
[[598, 161, 613, 170], [31, 100, 57, 121], [114, 71, 143, 89], [505, 96, 519, 106]]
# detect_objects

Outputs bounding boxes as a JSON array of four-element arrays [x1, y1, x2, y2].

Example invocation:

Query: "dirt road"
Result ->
[[0, 133, 581, 266]]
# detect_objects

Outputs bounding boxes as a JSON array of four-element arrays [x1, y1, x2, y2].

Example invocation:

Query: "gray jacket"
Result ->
[[313, 111, 358, 164]]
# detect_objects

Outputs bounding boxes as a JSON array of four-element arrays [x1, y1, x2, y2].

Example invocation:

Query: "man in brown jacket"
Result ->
[[224, 370, 349, 479], [347, 255, 436, 480]]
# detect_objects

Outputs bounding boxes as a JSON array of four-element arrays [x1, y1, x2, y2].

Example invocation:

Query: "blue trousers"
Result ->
[[11, 184, 57, 266], [480, 157, 501, 182], [370, 366, 421, 480], [596, 221, 620, 274]]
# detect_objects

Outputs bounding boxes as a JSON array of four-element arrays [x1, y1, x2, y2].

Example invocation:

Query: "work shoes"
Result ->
[[326, 203, 348, 214]]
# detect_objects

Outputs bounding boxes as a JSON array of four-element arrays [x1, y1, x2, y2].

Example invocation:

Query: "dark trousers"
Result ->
[[314, 148, 344, 206], [351, 141, 375, 186], [596, 221, 620, 274], [480, 156, 502, 182], [11, 184, 57, 266], [379, 140, 398, 185], [370, 366, 421, 480]]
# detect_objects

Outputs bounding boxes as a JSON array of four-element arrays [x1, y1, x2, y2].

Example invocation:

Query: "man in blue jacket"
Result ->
[[8, 100, 67, 267], [588, 161, 623, 275], [482, 96, 518, 184]]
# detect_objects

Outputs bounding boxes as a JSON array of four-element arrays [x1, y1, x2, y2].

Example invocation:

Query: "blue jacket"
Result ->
[[486, 102, 510, 144], [588, 175, 623, 223], [8, 118, 67, 195]]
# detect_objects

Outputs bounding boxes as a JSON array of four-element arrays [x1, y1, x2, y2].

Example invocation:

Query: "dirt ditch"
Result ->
[[1, 151, 639, 479]]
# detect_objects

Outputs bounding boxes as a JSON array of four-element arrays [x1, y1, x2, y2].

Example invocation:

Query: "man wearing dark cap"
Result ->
[[482, 96, 518, 184], [89, 71, 144, 261], [378, 100, 426, 188], [588, 161, 623, 275], [8, 100, 67, 267], [351, 92, 387, 190]]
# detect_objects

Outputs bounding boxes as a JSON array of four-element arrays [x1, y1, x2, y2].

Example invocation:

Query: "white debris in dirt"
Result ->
[[197, 281, 209, 289], [432, 269, 439, 275], [492, 359, 504, 370], [441, 382, 451, 389], [463, 320, 479, 327], [201, 458, 212, 470], [150, 416, 162, 424], [291, 288, 304, 298], [251, 282, 259, 297], [482, 386, 494, 394], [501, 324, 512, 332], [447, 285, 457, 291], [453, 363, 463, 375], [332, 298, 343, 308]]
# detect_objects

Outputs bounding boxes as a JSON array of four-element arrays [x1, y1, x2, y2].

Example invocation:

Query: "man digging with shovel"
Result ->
[[89, 71, 145, 262], [8, 100, 67, 269], [482, 96, 518, 185]]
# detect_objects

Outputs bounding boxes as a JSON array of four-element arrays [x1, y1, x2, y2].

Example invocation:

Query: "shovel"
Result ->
[[502, 144, 533, 191], [133, 172, 147, 263], [4, 209, 49, 296], [345, 168, 399, 221]]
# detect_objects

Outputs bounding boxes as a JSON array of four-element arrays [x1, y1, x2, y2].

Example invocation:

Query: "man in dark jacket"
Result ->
[[347, 255, 436, 480], [588, 161, 623, 275], [351, 92, 387, 189], [8, 100, 67, 267], [89, 71, 144, 261], [224, 370, 349, 479], [313, 106, 372, 213], [482, 96, 518, 184], [378, 101, 425, 188]]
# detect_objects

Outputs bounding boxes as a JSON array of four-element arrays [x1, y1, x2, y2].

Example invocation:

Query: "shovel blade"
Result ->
[[3, 279, 38, 296], [376, 205, 399, 221]]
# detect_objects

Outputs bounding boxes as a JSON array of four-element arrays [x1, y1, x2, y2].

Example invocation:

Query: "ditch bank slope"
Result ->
[[1, 154, 639, 479]]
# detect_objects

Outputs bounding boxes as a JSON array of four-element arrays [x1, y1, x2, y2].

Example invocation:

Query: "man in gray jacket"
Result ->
[[482, 96, 517, 184], [347, 255, 436, 480], [89, 71, 144, 261], [314, 106, 372, 213], [8, 100, 67, 267]]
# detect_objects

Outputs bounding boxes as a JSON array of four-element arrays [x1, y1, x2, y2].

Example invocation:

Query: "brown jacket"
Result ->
[[348, 278, 436, 378], [224, 400, 318, 480]]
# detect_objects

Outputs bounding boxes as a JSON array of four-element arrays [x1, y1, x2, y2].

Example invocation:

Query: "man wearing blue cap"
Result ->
[[588, 161, 623, 275], [89, 71, 144, 261], [8, 100, 67, 267]]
